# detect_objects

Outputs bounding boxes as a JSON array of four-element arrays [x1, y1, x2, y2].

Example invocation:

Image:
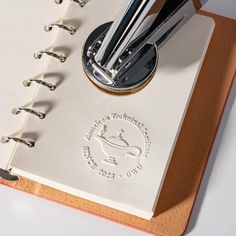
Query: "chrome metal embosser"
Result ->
[[82, 0, 196, 94]]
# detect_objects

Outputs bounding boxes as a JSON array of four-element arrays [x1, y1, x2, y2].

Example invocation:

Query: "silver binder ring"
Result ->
[[45, 23, 76, 35], [54, 0, 63, 4], [72, 0, 87, 7], [12, 107, 46, 119], [1, 136, 35, 148], [0, 168, 19, 182], [55, 0, 87, 6], [34, 51, 66, 63], [23, 79, 56, 91]]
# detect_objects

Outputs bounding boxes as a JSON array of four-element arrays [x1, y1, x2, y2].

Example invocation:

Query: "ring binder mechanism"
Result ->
[[23, 79, 57, 91], [0, 133, 33, 180], [44, 23, 76, 35], [1, 0, 79, 181], [34, 50, 66, 62], [12, 107, 46, 119], [54, 0, 87, 7], [0, 168, 19, 181], [1, 136, 35, 148]]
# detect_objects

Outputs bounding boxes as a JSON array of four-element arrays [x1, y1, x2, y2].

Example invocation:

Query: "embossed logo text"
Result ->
[[82, 113, 151, 180]]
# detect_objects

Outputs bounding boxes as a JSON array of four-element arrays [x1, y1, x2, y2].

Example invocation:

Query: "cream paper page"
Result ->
[[0, 0, 69, 169], [10, 1, 215, 219]]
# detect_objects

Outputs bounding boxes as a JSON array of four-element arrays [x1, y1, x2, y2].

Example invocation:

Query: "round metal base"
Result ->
[[82, 22, 158, 94]]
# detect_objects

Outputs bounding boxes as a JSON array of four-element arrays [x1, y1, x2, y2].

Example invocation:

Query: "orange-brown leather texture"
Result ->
[[1, 11, 236, 236], [192, 0, 202, 11]]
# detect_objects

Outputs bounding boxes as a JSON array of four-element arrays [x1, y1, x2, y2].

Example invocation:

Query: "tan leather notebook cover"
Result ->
[[1, 10, 235, 236]]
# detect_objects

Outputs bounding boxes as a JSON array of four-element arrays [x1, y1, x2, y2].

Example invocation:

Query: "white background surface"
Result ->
[[0, 0, 235, 235]]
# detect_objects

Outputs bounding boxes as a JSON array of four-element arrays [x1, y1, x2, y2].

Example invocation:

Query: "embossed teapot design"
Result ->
[[95, 125, 142, 166]]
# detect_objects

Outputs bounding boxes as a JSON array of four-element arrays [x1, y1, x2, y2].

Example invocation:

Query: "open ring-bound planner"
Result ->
[[1, 0, 235, 235]]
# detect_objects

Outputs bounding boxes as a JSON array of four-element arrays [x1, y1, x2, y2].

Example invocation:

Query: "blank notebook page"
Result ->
[[9, 1, 215, 219]]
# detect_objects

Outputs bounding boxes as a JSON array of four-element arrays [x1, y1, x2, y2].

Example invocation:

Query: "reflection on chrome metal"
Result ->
[[45, 23, 76, 35], [34, 51, 66, 63], [82, 0, 196, 94], [94, 0, 162, 70], [23, 79, 57, 91], [1, 136, 35, 148], [12, 107, 46, 119]]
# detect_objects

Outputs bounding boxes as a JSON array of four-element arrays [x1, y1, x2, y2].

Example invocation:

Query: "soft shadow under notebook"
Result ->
[[0, 0, 235, 235]]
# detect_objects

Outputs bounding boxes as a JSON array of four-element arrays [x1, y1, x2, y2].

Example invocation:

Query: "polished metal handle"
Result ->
[[82, 0, 196, 94], [95, 0, 161, 70]]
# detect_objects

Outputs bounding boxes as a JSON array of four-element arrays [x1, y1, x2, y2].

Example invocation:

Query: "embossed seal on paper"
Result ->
[[82, 113, 151, 180]]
